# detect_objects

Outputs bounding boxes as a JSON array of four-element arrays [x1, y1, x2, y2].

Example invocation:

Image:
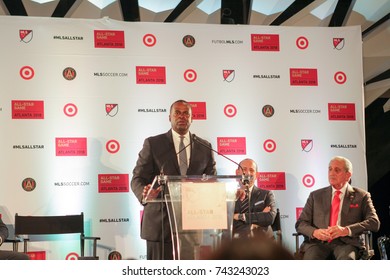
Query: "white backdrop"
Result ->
[[0, 16, 366, 260]]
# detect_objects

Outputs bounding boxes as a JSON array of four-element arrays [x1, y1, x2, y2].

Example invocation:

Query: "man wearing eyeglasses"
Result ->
[[131, 99, 216, 260]]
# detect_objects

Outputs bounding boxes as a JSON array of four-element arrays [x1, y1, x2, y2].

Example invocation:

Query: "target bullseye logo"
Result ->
[[63, 103, 78, 117], [302, 174, 315, 188], [106, 139, 120, 154], [184, 69, 197, 82], [334, 71, 347, 84], [143, 34, 156, 47], [263, 139, 276, 153], [296, 36, 309, 49], [66, 252, 79, 260], [20, 66, 34, 80], [224, 104, 237, 118]]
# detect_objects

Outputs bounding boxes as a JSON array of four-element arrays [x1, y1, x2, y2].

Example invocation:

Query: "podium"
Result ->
[[157, 174, 240, 260]]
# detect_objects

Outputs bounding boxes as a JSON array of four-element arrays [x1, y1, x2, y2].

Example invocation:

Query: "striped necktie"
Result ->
[[240, 190, 249, 213], [179, 136, 188, 175]]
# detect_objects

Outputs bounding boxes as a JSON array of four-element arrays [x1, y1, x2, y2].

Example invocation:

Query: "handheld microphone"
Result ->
[[192, 134, 252, 185]]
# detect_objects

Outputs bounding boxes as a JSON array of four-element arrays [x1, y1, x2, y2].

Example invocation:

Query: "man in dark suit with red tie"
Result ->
[[131, 100, 216, 260], [296, 156, 380, 259], [233, 158, 277, 239]]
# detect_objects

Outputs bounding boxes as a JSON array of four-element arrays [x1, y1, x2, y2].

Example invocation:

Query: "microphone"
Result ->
[[192, 134, 252, 185]]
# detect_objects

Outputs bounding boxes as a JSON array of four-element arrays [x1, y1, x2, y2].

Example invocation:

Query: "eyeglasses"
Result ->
[[172, 110, 191, 118]]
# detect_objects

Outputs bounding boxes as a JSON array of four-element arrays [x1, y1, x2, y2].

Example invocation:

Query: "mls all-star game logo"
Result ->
[[19, 30, 33, 43]]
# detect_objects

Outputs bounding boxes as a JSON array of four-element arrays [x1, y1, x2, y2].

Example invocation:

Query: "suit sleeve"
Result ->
[[131, 138, 155, 204], [295, 192, 317, 238], [347, 191, 380, 235], [247, 190, 277, 227]]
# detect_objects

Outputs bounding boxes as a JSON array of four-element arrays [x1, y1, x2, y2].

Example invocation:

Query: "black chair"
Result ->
[[9, 212, 100, 260], [272, 208, 282, 244], [293, 231, 374, 260]]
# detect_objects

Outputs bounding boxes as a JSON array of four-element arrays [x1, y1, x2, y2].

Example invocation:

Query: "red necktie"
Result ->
[[329, 190, 341, 227]]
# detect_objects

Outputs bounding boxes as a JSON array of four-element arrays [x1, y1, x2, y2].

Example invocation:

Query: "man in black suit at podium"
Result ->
[[131, 99, 216, 260]]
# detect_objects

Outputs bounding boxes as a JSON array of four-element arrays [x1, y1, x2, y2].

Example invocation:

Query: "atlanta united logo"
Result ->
[[63, 67, 76, 80], [182, 35, 195, 47], [22, 177, 37, 192]]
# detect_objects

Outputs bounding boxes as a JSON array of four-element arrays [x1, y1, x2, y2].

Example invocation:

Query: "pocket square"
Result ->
[[350, 204, 359, 208], [254, 200, 264, 206]]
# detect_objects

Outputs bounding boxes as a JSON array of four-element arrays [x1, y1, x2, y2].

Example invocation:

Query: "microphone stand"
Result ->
[[158, 174, 167, 260]]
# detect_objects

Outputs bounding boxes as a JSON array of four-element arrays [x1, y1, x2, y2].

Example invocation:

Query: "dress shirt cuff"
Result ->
[[0, 236, 3, 246]]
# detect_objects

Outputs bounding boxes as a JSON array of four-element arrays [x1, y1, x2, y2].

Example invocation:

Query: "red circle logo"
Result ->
[[224, 104, 237, 118], [184, 69, 197, 82], [263, 139, 276, 153], [106, 140, 120, 154], [302, 174, 315, 188], [334, 71, 347, 84], [143, 34, 156, 47], [63, 103, 78, 117], [20, 66, 34, 80], [296, 36, 309, 49]]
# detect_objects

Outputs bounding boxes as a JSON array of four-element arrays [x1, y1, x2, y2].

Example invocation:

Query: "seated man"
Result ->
[[0, 216, 29, 260], [295, 156, 380, 259], [233, 158, 277, 239]]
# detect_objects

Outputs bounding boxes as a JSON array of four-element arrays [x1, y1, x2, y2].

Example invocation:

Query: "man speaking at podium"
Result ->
[[131, 99, 216, 260]]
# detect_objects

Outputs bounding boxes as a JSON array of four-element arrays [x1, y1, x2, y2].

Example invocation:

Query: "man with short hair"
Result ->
[[296, 156, 380, 259], [131, 99, 216, 260]]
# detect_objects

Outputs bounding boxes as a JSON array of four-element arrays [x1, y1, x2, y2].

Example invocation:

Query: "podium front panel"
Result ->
[[164, 175, 239, 260]]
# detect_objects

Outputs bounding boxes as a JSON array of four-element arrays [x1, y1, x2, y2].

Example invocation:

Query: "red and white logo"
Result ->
[[333, 38, 345, 50], [66, 252, 79, 260], [20, 66, 34, 80], [143, 34, 156, 47], [64, 103, 78, 117], [301, 139, 313, 152], [263, 139, 276, 153], [302, 174, 315, 188], [223, 70, 235, 82], [224, 104, 237, 118], [19, 30, 33, 43], [106, 104, 119, 117], [334, 71, 347, 84], [106, 139, 120, 154], [296, 36, 309, 49], [184, 69, 197, 82]]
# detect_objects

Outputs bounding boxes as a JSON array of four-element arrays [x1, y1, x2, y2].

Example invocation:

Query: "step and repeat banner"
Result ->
[[0, 16, 365, 260]]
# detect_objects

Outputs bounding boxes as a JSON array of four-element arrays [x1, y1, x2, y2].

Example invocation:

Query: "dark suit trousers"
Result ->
[[303, 239, 359, 260], [146, 241, 173, 260]]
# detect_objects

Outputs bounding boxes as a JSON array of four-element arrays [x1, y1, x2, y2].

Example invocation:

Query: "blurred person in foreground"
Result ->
[[295, 156, 380, 259], [209, 233, 294, 260]]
